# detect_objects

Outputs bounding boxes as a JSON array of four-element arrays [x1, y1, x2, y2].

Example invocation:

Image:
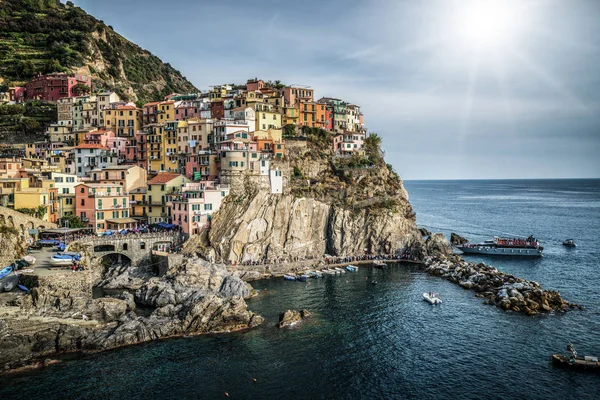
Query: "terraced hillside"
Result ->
[[0, 0, 198, 103]]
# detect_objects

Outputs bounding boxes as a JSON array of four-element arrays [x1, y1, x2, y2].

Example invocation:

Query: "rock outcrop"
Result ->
[[450, 233, 469, 245], [423, 256, 580, 315], [199, 137, 433, 264], [0, 257, 263, 372], [278, 309, 311, 328]]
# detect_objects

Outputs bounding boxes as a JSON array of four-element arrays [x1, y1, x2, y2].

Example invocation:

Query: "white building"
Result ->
[[73, 144, 118, 177], [269, 169, 283, 194]]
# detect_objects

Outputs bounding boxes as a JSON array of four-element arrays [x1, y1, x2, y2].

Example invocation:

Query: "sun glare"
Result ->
[[454, 0, 524, 51]]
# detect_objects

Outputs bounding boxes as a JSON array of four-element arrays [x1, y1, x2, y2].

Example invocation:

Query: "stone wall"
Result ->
[[19, 270, 92, 295], [0, 206, 56, 266]]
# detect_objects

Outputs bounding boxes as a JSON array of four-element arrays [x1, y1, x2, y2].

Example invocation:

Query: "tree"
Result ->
[[72, 83, 91, 96], [59, 215, 85, 228], [365, 133, 383, 164]]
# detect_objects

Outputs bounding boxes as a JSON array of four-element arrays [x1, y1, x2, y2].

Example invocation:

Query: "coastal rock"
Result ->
[[278, 309, 311, 328], [450, 233, 469, 245], [425, 233, 453, 258], [419, 227, 432, 237], [423, 256, 579, 316], [91, 298, 128, 322]]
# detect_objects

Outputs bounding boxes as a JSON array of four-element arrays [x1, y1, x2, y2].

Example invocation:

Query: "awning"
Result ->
[[106, 218, 138, 224], [40, 228, 90, 234]]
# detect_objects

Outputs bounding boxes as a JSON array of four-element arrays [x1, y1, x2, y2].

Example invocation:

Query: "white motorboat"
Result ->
[[22, 255, 36, 265], [423, 292, 442, 305]]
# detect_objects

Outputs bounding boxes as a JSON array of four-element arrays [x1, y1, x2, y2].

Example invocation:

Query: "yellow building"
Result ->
[[283, 106, 299, 126], [158, 101, 176, 122], [14, 186, 58, 222], [146, 172, 191, 223], [254, 102, 282, 131], [105, 105, 143, 137], [147, 124, 164, 173]]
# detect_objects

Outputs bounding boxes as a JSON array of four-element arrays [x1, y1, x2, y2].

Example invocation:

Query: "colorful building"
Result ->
[[146, 172, 191, 224], [105, 104, 143, 137], [24, 72, 92, 102], [75, 183, 135, 232]]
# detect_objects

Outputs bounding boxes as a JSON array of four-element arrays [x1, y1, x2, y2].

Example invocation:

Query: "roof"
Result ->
[[148, 173, 184, 185], [106, 218, 138, 224], [74, 144, 107, 149], [143, 101, 160, 107], [90, 165, 138, 171]]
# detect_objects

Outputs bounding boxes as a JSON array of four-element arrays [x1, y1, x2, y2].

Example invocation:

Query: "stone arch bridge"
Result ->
[[68, 232, 182, 266]]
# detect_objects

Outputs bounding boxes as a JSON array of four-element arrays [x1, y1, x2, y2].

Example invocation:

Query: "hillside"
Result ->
[[0, 0, 198, 103]]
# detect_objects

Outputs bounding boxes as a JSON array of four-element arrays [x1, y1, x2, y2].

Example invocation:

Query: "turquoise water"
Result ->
[[1, 179, 599, 399]]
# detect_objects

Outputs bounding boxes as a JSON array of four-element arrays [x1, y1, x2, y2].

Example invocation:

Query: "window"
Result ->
[[65, 198, 73, 205], [204, 204, 213, 211], [62, 188, 69, 194], [122, 243, 128, 251], [140, 242, 146, 250], [97, 212, 104, 219], [81, 199, 85, 206], [113, 211, 119, 218]]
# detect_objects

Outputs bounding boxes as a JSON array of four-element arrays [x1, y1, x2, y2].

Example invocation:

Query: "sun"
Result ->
[[454, 0, 524, 51]]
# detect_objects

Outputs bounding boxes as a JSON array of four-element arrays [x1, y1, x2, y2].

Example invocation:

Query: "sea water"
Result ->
[[1, 179, 599, 399]]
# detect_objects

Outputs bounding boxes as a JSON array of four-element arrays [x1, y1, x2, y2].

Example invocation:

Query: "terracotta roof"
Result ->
[[143, 101, 160, 107], [74, 144, 107, 149], [148, 173, 183, 184]]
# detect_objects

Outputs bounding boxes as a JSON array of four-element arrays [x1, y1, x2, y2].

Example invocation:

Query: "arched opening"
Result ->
[[140, 242, 146, 250], [96, 252, 134, 293], [122, 243, 128, 251], [94, 244, 115, 252]]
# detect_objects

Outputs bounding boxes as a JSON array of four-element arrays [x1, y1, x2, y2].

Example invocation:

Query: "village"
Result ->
[[1, 73, 367, 237]]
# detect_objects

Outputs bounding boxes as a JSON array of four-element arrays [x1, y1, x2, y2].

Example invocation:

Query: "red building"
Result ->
[[210, 99, 225, 120], [9, 87, 26, 103], [24, 73, 92, 102]]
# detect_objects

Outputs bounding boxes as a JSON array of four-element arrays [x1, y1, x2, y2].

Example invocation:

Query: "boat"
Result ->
[[39, 239, 59, 247], [323, 269, 336, 275], [283, 275, 297, 281], [423, 292, 442, 305], [346, 265, 358, 272], [57, 242, 67, 252], [455, 235, 543, 257], [49, 252, 81, 267], [373, 260, 387, 268], [22, 255, 36, 265], [334, 267, 346, 274], [562, 239, 577, 247], [552, 344, 600, 371], [17, 284, 30, 293], [0, 265, 13, 279], [297, 274, 309, 282], [308, 271, 323, 278], [552, 354, 600, 370]]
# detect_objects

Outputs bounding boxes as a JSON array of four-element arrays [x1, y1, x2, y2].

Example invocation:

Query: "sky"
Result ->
[[71, 0, 600, 180]]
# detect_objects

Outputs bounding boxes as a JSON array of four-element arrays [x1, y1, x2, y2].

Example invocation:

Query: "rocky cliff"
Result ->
[[196, 133, 428, 264]]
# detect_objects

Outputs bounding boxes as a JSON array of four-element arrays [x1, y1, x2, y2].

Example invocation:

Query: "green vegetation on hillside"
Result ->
[[0, 102, 55, 142], [0, 0, 198, 102]]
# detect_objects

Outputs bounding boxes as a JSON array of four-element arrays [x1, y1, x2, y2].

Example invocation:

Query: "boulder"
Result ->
[[278, 309, 311, 328], [450, 233, 468, 245], [419, 227, 432, 237], [92, 298, 128, 322], [425, 233, 453, 257]]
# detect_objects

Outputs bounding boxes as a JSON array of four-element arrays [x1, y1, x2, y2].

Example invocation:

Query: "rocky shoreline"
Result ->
[[423, 256, 581, 315], [0, 256, 263, 373]]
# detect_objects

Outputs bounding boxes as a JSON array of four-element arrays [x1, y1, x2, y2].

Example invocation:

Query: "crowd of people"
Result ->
[[234, 251, 418, 267]]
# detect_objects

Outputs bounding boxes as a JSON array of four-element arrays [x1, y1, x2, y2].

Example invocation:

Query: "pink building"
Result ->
[[246, 79, 265, 92], [332, 132, 365, 155], [24, 73, 91, 102], [168, 182, 230, 236], [83, 129, 127, 159], [9, 87, 26, 103], [75, 182, 135, 233]]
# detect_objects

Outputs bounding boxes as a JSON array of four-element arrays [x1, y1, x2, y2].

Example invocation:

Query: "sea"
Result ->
[[1, 179, 599, 399]]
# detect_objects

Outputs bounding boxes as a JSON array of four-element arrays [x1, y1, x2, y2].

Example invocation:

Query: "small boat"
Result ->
[[552, 354, 600, 371], [297, 274, 309, 282], [373, 260, 387, 269], [22, 255, 36, 265], [57, 243, 67, 252], [0, 265, 13, 279], [323, 269, 336, 275], [334, 267, 346, 274], [308, 271, 323, 278], [346, 265, 358, 272], [423, 292, 442, 305], [283, 275, 297, 281], [562, 239, 577, 247], [39, 239, 59, 247], [17, 284, 30, 293], [50, 252, 81, 267]]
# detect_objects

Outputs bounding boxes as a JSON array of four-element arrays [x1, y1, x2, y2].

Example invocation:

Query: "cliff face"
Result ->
[[199, 135, 425, 263], [0, 0, 197, 102]]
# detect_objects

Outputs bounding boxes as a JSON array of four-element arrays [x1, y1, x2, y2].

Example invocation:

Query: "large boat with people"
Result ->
[[455, 235, 543, 257]]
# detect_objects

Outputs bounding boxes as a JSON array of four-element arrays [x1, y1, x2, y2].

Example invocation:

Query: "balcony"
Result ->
[[88, 191, 128, 197]]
